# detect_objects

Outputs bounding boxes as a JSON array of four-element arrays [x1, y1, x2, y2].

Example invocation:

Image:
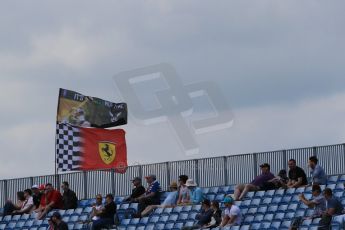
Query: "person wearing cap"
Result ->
[[309, 156, 327, 185], [61, 181, 78, 210], [177, 175, 190, 205], [123, 177, 145, 203], [92, 194, 117, 230], [37, 183, 63, 220], [299, 184, 326, 218], [182, 199, 214, 230], [51, 211, 68, 230], [234, 163, 274, 201], [220, 197, 242, 227], [134, 174, 162, 215], [140, 181, 179, 217], [12, 189, 34, 214], [287, 159, 308, 188], [186, 178, 203, 204], [31, 185, 43, 210]]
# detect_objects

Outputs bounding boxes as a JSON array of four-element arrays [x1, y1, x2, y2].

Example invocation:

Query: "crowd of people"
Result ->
[[2, 156, 344, 229]]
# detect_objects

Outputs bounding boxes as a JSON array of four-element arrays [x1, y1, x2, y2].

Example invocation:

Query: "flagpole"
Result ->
[[55, 89, 62, 185]]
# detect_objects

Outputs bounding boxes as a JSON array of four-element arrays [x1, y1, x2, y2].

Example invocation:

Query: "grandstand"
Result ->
[[1, 143, 345, 229]]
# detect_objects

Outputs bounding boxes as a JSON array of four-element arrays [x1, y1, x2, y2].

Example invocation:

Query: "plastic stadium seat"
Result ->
[[281, 195, 292, 204], [335, 183, 344, 191], [74, 207, 83, 215], [24, 220, 34, 227], [187, 212, 197, 220], [249, 198, 261, 207], [83, 206, 93, 213], [257, 206, 267, 214], [158, 215, 169, 223], [73, 223, 84, 230], [267, 205, 278, 213], [182, 205, 192, 212], [273, 212, 285, 221], [327, 184, 336, 190], [243, 215, 254, 224], [126, 224, 137, 230], [271, 196, 282, 204], [201, 187, 210, 194], [291, 195, 300, 203], [295, 187, 306, 194], [6, 222, 17, 229], [15, 220, 25, 228], [245, 191, 255, 199], [154, 222, 165, 230], [20, 214, 30, 220], [253, 214, 264, 222], [206, 194, 215, 201], [1, 215, 12, 222], [173, 222, 184, 229], [312, 217, 321, 225], [164, 222, 175, 229], [260, 221, 271, 228], [178, 212, 189, 221], [240, 200, 251, 208], [153, 207, 164, 215], [120, 218, 131, 226], [339, 175, 345, 182], [284, 211, 295, 220], [184, 220, 195, 228], [192, 204, 201, 212], [229, 226, 240, 230], [275, 189, 285, 196], [29, 227, 38, 230], [67, 223, 74, 230], [253, 190, 265, 198], [264, 190, 275, 198], [287, 203, 298, 212], [119, 203, 130, 210], [163, 207, 173, 214], [250, 223, 261, 230], [328, 175, 339, 184], [281, 220, 292, 228], [277, 204, 288, 212], [215, 194, 225, 202], [0, 225, 6, 230], [61, 216, 70, 222], [128, 202, 139, 211], [148, 215, 160, 223], [240, 225, 250, 230], [172, 206, 183, 213], [129, 218, 140, 225], [208, 186, 219, 194], [262, 197, 272, 205], [305, 209, 315, 217], [301, 218, 312, 227], [78, 214, 88, 222], [246, 207, 257, 215], [295, 209, 306, 217], [241, 208, 248, 216], [166, 214, 179, 222]]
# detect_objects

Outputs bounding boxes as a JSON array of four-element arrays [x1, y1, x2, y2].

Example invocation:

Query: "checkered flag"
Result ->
[[56, 123, 83, 171]]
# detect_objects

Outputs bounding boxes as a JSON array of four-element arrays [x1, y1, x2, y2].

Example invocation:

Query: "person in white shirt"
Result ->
[[13, 189, 34, 214], [220, 197, 242, 227], [90, 194, 104, 221]]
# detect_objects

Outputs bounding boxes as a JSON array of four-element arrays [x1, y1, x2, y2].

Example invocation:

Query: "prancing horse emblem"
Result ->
[[98, 142, 116, 164]]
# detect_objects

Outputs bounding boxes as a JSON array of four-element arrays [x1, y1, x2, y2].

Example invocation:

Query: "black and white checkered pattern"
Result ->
[[56, 123, 83, 171]]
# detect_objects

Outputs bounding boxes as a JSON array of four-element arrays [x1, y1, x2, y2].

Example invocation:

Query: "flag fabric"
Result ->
[[56, 123, 127, 173], [57, 88, 127, 128]]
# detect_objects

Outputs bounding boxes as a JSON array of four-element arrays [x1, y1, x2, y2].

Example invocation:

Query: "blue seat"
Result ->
[[201, 187, 210, 194], [208, 186, 219, 194], [264, 190, 275, 198], [20, 214, 30, 221], [246, 207, 257, 215], [215, 194, 225, 202], [240, 225, 250, 230], [271, 196, 282, 204], [24, 220, 34, 227], [257, 205, 267, 214], [328, 175, 339, 184], [126, 225, 137, 230], [274, 189, 285, 197], [278, 204, 288, 212], [273, 212, 285, 221], [139, 217, 149, 225], [178, 212, 189, 221], [184, 220, 195, 227], [163, 207, 173, 214], [119, 203, 130, 210], [164, 222, 175, 229], [245, 191, 255, 199], [14, 220, 25, 228], [338, 175, 345, 182], [267, 205, 278, 213], [295, 209, 306, 217], [243, 215, 254, 224], [284, 211, 295, 220], [262, 197, 272, 205], [301, 218, 312, 227], [253, 214, 264, 222], [74, 208, 83, 215], [253, 190, 265, 198], [172, 206, 183, 214], [120, 218, 131, 226], [250, 222, 261, 230], [129, 218, 140, 225], [240, 200, 251, 208], [206, 194, 215, 201], [148, 215, 160, 223], [182, 205, 192, 212], [173, 222, 184, 229], [249, 198, 261, 207], [287, 203, 298, 212], [158, 215, 169, 223], [281, 195, 292, 204], [260, 221, 271, 228], [167, 214, 179, 222], [312, 217, 321, 225], [295, 187, 305, 194], [144, 223, 155, 230], [153, 207, 164, 215]]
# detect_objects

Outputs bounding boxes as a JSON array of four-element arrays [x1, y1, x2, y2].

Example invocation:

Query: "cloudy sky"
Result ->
[[1, 1, 345, 179]]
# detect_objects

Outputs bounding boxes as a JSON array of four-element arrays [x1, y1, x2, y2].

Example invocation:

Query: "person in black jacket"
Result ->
[[92, 194, 117, 230], [124, 177, 145, 202], [61, 181, 78, 209]]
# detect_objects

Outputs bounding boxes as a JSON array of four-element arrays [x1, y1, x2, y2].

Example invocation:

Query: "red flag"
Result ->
[[56, 123, 127, 173]]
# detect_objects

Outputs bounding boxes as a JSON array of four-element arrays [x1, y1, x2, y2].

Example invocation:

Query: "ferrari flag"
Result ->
[[57, 88, 127, 128], [56, 123, 127, 173]]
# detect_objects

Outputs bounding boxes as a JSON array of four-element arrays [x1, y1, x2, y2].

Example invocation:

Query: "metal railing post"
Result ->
[[111, 169, 115, 196], [166, 162, 170, 189], [83, 171, 88, 200], [4, 180, 8, 201], [195, 159, 199, 186], [313, 146, 317, 157], [223, 156, 228, 186], [282, 150, 287, 171], [253, 153, 258, 177]]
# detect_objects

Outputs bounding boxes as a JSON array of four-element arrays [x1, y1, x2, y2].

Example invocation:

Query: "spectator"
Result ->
[[92, 194, 117, 230], [90, 194, 104, 221], [135, 174, 162, 215], [287, 159, 308, 188], [13, 189, 34, 214], [141, 181, 179, 216], [31, 185, 43, 210], [204, 200, 222, 229], [186, 179, 203, 204], [177, 175, 190, 205], [3, 191, 25, 215], [61, 181, 78, 209], [263, 169, 289, 190], [234, 163, 274, 200], [309, 156, 327, 185], [182, 199, 213, 230], [299, 184, 326, 218], [318, 188, 343, 229], [50, 211, 68, 230], [123, 177, 145, 202], [37, 183, 63, 220], [220, 197, 242, 227]]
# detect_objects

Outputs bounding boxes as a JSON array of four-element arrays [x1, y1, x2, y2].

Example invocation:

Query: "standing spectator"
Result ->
[[61, 181, 78, 209], [234, 163, 274, 200], [220, 197, 242, 227], [287, 159, 308, 188], [186, 179, 203, 204], [92, 194, 117, 230], [37, 183, 63, 220], [177, 175, 190, 205], [123, 177, 145, 202], [299, 184, 326, 218], [141, 181, 179, 216], [50, 211, 68, 230], [13, 189, 34, 214], [204, 200, 222, 229], [182, 199, 213, 230], [318, 188, 343, 229], [31, 185, 43, 210], [309, 156, 327, 185], [135, 174, 162, 215], [3, 191, 25, 215], [90, 194, 104, 221]]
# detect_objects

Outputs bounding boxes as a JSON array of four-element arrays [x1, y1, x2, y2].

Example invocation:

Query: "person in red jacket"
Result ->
[[37, 183, 63, 220]]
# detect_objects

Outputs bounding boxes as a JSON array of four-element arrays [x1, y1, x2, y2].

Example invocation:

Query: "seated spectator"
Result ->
[[90, 194, 104, 221], [50, 211, 68, 230], [37, 183, 63, 220], [177, 175, 190, 205], [234, 163, 274, 200], [204, 200, 222, 229], [287, 159, 308, 188], [13, 189, 34, 214], [186, 179, 203, 204], [61, 181, 78, 210], [220, 197, 242, 227], [263, 169, 289, 190], [309, 156, 327, 185], [123, 177, 145, 203], [3, 191, 25, 215], [318, 188, 343, 230], [182, 199, 213, 230], [92, 194, 117, 230], [31, 185, 43, 210], [141, 181, 178, 216], [135, 174, 162, 215], [299, 184, 326, 218]]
